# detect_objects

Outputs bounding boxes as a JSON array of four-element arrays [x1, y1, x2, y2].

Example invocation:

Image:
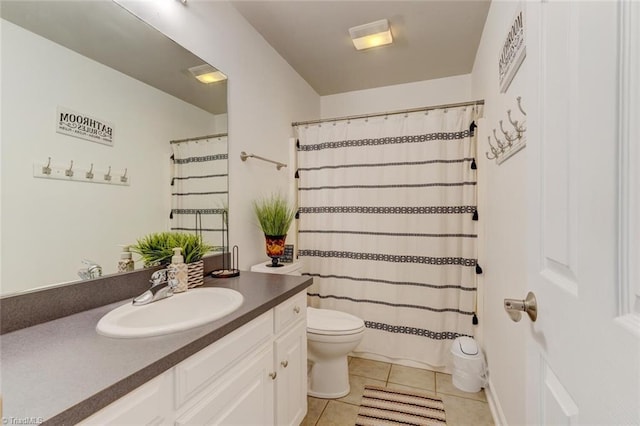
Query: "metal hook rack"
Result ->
[[486, 96, 528, 165], [33, 158, 130, 186]]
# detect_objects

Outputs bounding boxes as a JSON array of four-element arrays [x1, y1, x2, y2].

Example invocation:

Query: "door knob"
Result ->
[[504, 291, 538, 322], [281, 360, 289, 368]]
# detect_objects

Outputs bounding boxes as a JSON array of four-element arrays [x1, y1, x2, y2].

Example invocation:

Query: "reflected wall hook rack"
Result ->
[[240, 151, 287, 170], [33, 158, 129, 186]]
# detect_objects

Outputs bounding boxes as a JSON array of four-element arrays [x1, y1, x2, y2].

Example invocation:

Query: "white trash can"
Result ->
[[450, 336, 487, 393]]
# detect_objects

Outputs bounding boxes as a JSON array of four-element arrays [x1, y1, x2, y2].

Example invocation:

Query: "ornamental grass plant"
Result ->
[[131, 232, 214, 266], [253, 194, 295, 236]]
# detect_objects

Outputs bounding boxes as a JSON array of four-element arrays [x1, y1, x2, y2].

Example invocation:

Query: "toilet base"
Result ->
[[307, 356, 350, 398]]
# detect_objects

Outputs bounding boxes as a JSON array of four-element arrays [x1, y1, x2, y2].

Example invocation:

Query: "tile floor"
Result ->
[[302, 357, 494, 426]]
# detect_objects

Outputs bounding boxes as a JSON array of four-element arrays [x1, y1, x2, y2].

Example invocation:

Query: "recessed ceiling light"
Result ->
[[188, 64, 227, 84], [348, 19, 393, 51]]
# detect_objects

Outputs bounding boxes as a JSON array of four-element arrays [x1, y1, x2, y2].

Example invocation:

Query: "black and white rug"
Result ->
[[355, 385, 447, 426]]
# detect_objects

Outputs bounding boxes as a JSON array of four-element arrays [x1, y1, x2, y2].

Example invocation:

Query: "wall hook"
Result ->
[[65, 160, 74, 177], [86, 163, 94, 179], [499, 120, 517, 144], [486, 136, 499, 160], [120, 168, 128, 183], [42, 157, 52, 175], [507, 110, 526, 133], [104, 166, 112, 182], [492, 129, 506, 152], [516, 96, 527, 116]]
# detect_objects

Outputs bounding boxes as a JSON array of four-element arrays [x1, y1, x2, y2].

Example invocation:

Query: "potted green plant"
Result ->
[[131, 232, 214, 287], [253, 194, 296, 268]]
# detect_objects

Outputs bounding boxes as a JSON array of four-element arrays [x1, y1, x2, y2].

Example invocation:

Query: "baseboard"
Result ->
[[485, 378, 508, 426]]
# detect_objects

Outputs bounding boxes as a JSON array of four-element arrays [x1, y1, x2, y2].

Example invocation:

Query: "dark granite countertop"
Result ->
[[0, 271, 312, 425]]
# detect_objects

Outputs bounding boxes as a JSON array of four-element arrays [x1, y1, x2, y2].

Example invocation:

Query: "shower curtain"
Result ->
[[295, 106, 479, 367], [170, 135, 228, 249]]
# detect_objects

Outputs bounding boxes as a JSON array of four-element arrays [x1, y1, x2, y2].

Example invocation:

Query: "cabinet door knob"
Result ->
[[281, 360, 289, 368], [293, 306, 301, 314], [269, 372, 277, 380]]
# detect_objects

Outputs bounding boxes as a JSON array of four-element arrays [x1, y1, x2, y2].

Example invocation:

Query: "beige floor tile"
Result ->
[[388, 364, 436, 391], [436, 372, 487, 402], [348, 357, 391, 381], [440, 393, 494, 426], [385, 382, 439, 399], [316, 400, 361, 426], [301, 396, 329, 426], [337, 374, 386, 406]]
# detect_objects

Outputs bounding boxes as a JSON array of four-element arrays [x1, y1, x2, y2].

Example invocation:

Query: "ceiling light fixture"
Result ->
[[188, 64, 227, 84], [348, 19, 393, 51]]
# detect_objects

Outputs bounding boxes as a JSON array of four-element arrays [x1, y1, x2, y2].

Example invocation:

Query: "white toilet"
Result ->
[[306, 307, 365, 398], [250, 260, 365, 398]]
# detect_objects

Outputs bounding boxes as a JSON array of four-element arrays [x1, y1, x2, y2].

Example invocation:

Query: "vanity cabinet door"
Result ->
[[174, 345, 275, 426], [275, 319, 307, 426]]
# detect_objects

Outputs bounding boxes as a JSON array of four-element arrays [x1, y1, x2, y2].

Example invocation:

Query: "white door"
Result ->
[[525, 1, 640, 425]]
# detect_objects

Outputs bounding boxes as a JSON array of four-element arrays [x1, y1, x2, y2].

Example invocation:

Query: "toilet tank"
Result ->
[[250, 260, 303, 276]]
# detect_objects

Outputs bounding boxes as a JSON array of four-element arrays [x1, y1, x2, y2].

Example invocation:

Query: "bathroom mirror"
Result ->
[[0, 1, 228, 295]]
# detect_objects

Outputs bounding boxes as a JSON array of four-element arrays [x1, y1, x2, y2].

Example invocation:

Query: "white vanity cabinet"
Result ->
[[80, 290, 307, 426], [273, 292, 308, 426]]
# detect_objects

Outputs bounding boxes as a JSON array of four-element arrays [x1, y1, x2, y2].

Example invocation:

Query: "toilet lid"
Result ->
[[307, 307, 365, 335]]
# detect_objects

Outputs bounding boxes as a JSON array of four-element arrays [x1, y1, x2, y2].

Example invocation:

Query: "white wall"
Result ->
[[470, 2, 528, 424], [118, 0, 320, 270], [320, 74, 472, 118], [0, 20, 219, 295]]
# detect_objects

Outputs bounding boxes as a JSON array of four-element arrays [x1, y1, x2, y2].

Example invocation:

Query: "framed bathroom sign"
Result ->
[[280, 245, 294, 263], [56, 106, 114, 146], [499, 4, 526, 93]]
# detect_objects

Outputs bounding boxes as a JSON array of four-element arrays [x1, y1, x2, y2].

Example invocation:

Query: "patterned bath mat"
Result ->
[[355, 385, 447, 426]]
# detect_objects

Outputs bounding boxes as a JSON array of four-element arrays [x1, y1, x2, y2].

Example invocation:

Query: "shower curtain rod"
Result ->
[[291, 99, 484, 127], [170, 132, 228, 144]]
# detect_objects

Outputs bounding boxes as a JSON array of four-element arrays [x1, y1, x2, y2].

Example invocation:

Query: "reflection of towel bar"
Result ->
[[240, 151, 287, 170]]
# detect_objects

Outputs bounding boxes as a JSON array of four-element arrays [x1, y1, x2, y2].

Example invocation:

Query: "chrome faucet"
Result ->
[[132, 269, 177, 306], [78, 259, 102, 280]]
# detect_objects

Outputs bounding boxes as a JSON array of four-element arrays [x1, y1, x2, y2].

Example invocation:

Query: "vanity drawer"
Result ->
[[274, 291, 306, 334], [174, 310, 273, 409]]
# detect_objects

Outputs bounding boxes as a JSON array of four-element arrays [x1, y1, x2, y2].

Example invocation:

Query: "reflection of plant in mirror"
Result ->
[[253, 194, 295, 236], [131, 232, 215, 266]]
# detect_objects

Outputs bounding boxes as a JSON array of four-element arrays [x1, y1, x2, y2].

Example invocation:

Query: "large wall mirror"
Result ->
[[0, 1, 228, 296]]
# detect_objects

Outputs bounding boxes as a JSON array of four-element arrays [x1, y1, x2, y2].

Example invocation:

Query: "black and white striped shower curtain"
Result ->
[[170, 135, 228, 249], [296, 106, 479, 367]]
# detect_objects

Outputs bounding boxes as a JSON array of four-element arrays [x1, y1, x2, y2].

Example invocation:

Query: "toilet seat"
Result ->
[[307, 307, 365, 336]]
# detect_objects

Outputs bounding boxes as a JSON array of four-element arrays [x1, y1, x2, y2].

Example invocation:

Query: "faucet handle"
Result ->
[[150, 269, 168, 286]]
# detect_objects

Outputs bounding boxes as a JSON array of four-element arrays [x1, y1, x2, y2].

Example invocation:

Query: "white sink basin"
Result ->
[[96, 287, 244, 338]]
